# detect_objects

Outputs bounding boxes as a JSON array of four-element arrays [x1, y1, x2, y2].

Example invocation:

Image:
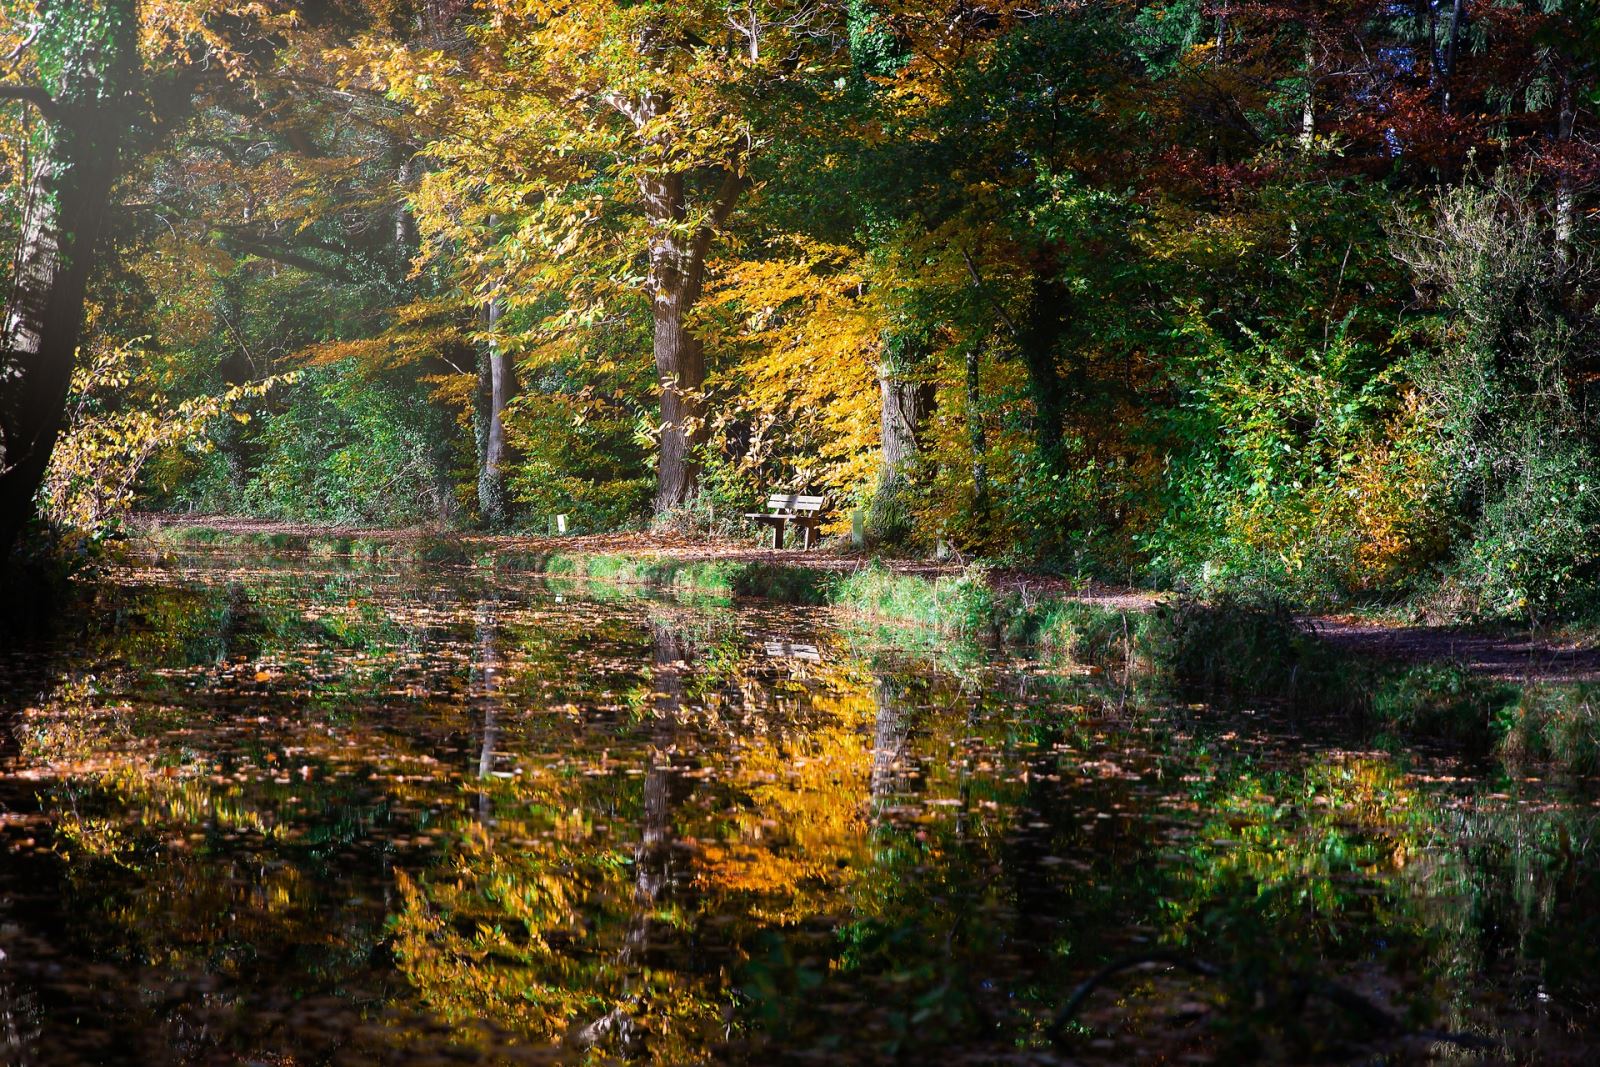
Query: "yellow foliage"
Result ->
[[42, 338, 294, 534], [706, 239, 882, 507]]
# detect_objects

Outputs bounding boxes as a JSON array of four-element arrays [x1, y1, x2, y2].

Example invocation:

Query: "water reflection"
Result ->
[[0, 547, 1597, 1063]]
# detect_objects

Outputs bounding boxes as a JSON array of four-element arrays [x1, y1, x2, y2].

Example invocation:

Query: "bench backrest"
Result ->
[[766, 493, 826, 514]]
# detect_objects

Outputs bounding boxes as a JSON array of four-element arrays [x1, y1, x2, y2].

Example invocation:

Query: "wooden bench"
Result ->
[[745, 493, 827, 550]]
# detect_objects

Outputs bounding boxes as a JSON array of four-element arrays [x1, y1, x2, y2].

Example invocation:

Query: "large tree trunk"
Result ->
[[651, 277, 707, 514], [640, 166, 740, 515], [617, 76, 742, 518], [0, 154, 118, 557], [0, 3, 138, 562], [866, 358, 933, 544], [878, 367, 933, 485]]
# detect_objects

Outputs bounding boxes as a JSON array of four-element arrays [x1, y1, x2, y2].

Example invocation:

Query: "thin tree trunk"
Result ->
[[1555, 76, 1579, 270], [965, 346, 989, 517], [1299, 32, 1317, 150], [1441, 0, 1465, 115], [476, 294, 515, 527]]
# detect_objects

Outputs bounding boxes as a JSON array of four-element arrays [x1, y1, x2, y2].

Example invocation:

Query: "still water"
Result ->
[[0, 546, 1597, 1064]]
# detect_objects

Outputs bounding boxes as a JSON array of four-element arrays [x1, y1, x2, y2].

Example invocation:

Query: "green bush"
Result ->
[[1394, 172, 1600, 620], [159, 364, 457, 526]]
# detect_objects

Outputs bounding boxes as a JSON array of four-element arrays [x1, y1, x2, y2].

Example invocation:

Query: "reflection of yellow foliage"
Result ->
[[390, 832, 591, 1042], [694, 690, 874, 919], [390, 801, 725, 1062]]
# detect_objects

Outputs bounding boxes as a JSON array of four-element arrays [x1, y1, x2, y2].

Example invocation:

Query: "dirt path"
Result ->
[[1308, 617, 1600, 684]]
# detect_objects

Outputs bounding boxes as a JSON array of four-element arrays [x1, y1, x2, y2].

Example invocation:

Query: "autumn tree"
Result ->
[[0, 0, 140, 560], [0, 0, 319, 561], [368, 0, 844, 513]]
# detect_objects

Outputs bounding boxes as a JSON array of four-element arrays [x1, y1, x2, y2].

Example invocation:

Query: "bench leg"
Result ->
[[803, 524, 818, 551], [772, 519, 785, 550]]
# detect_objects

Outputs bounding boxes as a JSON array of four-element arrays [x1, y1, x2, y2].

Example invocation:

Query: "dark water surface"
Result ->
[[1, 547, 1598, 1064]]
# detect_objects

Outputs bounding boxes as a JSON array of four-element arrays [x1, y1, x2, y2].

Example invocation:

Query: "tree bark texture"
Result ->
[[878, 368, 933, 486]]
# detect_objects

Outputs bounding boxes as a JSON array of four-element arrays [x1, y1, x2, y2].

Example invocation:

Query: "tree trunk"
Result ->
[[867, 326, 934, 544], [640, 166, 740, 515], [618, 75, 742, 517], [0, 3, 138, 563], [476, 295, 515, 527], [965, 346, 989, 517], [651, 279, 707, 514], [878, 367, 933, 487], [1440, 0, 1465, 115], [1018, 273, 1072, 457], [1299, 32, 1317, 150], [1555, 76, 1578, 270]]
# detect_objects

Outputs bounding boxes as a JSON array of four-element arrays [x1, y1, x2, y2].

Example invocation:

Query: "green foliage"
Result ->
[[159, 364, 456, 526], [21, 0, 1600, 632], [1394, 172, 1600, 619]]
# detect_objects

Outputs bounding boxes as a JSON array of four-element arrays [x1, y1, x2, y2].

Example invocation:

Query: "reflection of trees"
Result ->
[[22, 553, 1600, 1061], [0, 562, 502, 1061], [869, 674, 914, 808], [1407, 796, 1600, 1052], [471, 582, 504, 822], [574, 622, 697, 1053], [389, 611, 884, 1060], [387, 615, 725, 1062]]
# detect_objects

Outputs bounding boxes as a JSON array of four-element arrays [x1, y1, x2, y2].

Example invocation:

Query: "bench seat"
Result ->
[[745, 493, 827, 550]]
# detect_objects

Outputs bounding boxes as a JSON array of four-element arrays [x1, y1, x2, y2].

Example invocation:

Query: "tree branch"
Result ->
[[959, 246, 1021, 337], [216, 234, 360, 284], [0, 82, 61, 122]]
